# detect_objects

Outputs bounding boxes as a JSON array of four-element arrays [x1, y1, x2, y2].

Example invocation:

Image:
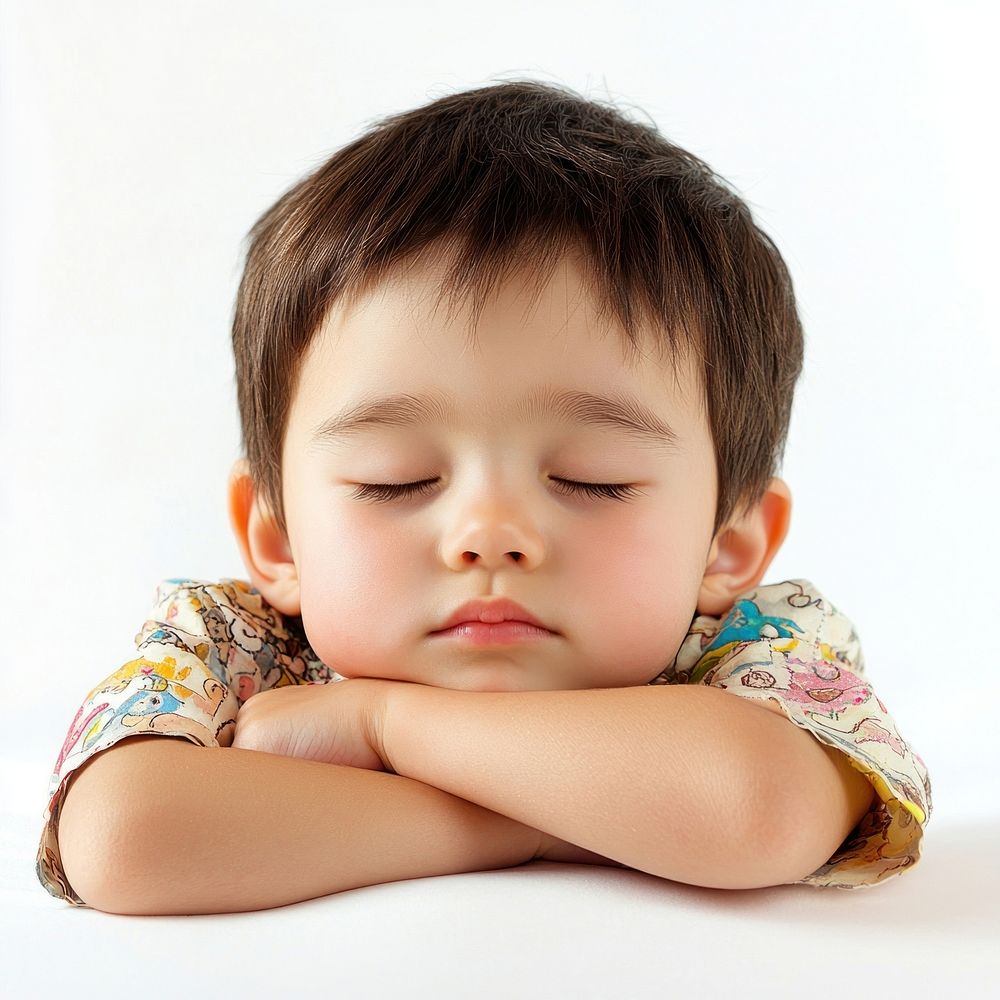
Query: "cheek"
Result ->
[[571, 517, 702, 672], [295, 517, 417, 676]]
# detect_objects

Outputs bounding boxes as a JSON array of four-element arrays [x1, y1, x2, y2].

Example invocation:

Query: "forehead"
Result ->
[[290, 250, 706, 436]]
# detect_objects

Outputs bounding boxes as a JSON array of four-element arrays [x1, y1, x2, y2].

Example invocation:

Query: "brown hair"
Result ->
[[232, 78, 803, 541]]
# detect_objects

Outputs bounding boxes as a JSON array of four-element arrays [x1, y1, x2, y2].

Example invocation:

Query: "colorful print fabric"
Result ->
[[36, 577, 932, 905]]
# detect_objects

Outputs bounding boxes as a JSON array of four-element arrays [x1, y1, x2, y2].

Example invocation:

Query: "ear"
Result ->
[[227, 457, 302, 616], [696, 477, 792, 617]]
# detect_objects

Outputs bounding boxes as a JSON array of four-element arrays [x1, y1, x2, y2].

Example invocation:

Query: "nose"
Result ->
[[441, 508, 545, 572]]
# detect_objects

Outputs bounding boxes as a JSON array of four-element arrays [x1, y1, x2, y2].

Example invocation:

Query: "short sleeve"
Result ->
[[35, 577, 340, 906], [652, 578, 933, 890]]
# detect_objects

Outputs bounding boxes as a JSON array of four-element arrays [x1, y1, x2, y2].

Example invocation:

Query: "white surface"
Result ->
[[2, 1, 998, 996], [2, 766, 998, 997]]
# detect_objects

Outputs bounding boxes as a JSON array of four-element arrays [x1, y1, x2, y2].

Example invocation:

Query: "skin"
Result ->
[[229, 247, 792, 693], [218, 248, 878, 892], [59, 264, 875, 914]]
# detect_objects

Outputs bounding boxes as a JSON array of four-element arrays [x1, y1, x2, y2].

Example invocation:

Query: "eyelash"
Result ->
[[351, 478, 641, 504]]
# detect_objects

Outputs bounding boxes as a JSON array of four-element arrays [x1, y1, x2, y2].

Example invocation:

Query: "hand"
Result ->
[[231, 678, 394, 772]]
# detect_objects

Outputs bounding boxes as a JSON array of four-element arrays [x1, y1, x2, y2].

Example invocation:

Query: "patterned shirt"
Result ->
[[36, 577, 933, 904]]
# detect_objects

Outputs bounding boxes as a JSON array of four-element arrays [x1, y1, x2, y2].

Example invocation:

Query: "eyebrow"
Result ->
[[308, 387, 681, 453]]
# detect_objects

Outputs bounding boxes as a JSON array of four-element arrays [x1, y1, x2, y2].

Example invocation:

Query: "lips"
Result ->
[[433, 598, 553, 633]]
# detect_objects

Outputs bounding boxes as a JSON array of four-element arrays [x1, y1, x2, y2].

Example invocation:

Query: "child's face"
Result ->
[[263, 250, 723, 691]]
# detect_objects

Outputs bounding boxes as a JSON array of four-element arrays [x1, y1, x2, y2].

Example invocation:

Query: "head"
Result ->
[[227, 80, 801, 692]]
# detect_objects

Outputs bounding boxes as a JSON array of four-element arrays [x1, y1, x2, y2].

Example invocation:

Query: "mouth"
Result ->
[[429, 621, 555, 646]]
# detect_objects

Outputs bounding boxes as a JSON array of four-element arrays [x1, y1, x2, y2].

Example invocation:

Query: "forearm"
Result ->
[[381, 683, 852, 890], [57, 735, 543, 915]]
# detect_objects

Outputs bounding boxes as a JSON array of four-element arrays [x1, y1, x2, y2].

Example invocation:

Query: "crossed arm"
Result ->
[[58, 677, 876, 912], [378, 682, 875, 890]]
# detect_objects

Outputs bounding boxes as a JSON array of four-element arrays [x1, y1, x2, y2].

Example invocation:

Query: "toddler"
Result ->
[[36, 80, 932, 914]]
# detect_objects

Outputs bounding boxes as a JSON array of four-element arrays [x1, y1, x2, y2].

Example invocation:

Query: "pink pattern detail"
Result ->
[[782, 655, 872, 714], [852, 718, 907, 757], [54, 702, 110, 773]]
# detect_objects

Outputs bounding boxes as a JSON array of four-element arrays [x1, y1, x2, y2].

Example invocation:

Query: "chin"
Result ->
[[452, 672, 559, 693], [412, 670, 524, 693]]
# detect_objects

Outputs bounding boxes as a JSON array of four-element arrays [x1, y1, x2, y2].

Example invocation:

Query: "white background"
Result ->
[[1, 1, 998, 992], [4, 0, 996, 765]]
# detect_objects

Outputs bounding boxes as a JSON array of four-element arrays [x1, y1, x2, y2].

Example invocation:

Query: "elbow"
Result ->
[[57, 759, 163, 914], [59, 846, 133, 915], [648, 759, 833, 891], [665, 802, 823, 891], [60, 805, 168, 915], [58, 799, 134, 913], [644, 784, 794, 891], [738, 811, 831, 888], [751, 817, 842, 888], [744, 748, 876, 889]]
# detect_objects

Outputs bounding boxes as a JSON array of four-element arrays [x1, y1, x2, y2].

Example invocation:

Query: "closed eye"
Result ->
[[350, 478, 642, 504]]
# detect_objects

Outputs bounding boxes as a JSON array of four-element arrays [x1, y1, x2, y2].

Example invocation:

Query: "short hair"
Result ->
[[232, 79, 804, 541]]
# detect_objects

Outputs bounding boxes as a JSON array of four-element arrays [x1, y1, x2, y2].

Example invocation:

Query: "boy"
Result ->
[[37, 80, 932, 914]]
